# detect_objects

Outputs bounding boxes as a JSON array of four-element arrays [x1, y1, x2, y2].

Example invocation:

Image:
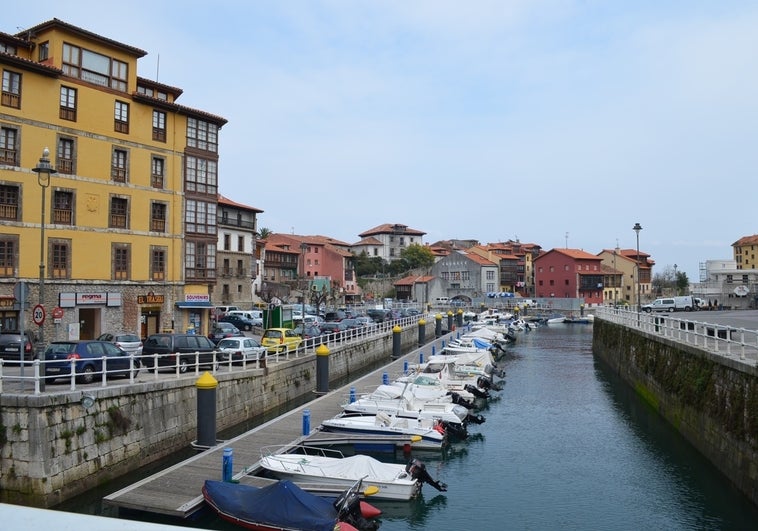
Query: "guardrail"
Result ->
[[0, 314, 427, 395], [595, 306, 758, 366]]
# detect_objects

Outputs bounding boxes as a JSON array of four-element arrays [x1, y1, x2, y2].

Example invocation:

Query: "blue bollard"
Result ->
[[349, 386, 356, 403], [419, 352, 424, 364], [382, 372, 389, 385], [302, 409, 310, 435], [222, 447, 233, 482], [442, 340, 445, 348], [432, 346, 436, 356], [403, 360, 408, 374]]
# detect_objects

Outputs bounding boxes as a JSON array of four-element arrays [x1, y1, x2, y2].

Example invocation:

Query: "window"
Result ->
[[185, 199, 217, 235], [1, 70, 21, 108], [223, 234, 231, 251], [0, 185, 19, 220], [185, 156, 218, 194], [185, 241, 216, 280], [113, 244, 130, 280], [53, 191, 74, 225], [62, 43, 128, 92], [51, 239, 70, 279], [110, 196, 129, 229], [38, 42, 49, 62], [137, 86, 168, 101], [187, 118, 218, 152], [114, 101, 129, 133], [151, 157, 164, 188], [151, 247, 166, 281], [237, 259, 244, 276], [111, 148, 128, 182], [59, 86, 77, 121], [0, 126, 18, 165], [57, 137, 75, 174], [222, 258, 231, 276], [0, 236, 17, 277], [152, 110, 166, 142], [238, 236, 244, 252], [150, 202, 166, 232]]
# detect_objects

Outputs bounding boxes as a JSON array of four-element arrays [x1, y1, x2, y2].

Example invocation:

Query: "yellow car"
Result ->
[[261, 328, 303, 353]]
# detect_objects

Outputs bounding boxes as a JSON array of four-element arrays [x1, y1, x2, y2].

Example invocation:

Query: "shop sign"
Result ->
[[138, 292, 165, 304], [76, 292, 108, 305], [185, 294, 210, 303]]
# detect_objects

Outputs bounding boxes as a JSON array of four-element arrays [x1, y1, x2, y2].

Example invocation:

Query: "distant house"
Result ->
[[353, 223, 426, 262], [428, 250, 499, 304], [534, 248, 606, 305]]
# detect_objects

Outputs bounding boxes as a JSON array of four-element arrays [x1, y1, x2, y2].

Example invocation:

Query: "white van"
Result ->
[[435, 297, 450, 305], [642, 296, 694, 313], [226, 310, 263, 325]]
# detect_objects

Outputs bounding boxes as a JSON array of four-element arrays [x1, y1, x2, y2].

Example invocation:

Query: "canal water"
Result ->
[[57, 325, 758, 530]]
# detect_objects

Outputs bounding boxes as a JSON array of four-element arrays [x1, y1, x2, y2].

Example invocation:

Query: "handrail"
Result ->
[[595, 306, 758, 367], [0, 314, 429, 395]]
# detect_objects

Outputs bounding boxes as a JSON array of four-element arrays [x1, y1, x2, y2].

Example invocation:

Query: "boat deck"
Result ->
[[103, 333, 455, 518]]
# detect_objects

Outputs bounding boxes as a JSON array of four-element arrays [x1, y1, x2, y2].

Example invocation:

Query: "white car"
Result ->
[[216, 337, 267, 363]]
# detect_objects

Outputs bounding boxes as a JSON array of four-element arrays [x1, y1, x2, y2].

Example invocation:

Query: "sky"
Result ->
[[10, 1, 758, 283]]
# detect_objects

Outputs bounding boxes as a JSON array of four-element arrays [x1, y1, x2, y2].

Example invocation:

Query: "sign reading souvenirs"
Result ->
[[138, 293, 165, 305]]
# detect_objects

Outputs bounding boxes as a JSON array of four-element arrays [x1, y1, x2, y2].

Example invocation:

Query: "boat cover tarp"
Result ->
[[266, 453, 409, 483], [203, 479, 338, 531], [471, 338, 493, 349]]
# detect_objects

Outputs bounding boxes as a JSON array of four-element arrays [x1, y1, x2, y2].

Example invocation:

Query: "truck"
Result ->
[[642, 295, 695, 313]]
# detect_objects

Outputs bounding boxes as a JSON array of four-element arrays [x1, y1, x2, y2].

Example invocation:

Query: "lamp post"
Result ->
[[32, 147, 56, 391], [613, 244, 619, 308], [633, 222, 642, 324], [673, 263, 678, 295]]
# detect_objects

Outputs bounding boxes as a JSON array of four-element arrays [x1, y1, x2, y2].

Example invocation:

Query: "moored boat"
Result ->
[[319, 411, 448, 450], [258, 446, 446, 500], [202, 477, 380, 531]]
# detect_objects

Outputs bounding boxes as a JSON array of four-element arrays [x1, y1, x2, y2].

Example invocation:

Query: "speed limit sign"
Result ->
[[32, 304, 46, 326]]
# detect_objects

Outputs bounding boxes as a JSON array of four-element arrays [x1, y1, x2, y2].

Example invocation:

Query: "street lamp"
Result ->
[[613, 244, 619, 308], [673, 263, 678, 295], [633, 222, 642, 323], [32, 147, 56, 391]]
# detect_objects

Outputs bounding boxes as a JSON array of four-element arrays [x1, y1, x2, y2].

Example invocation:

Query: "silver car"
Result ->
[[98, 332, 143, 357], [216, 337, 267, 364]]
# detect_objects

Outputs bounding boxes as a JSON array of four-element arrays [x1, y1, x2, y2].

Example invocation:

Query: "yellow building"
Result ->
[[0, 19, 226, 342]]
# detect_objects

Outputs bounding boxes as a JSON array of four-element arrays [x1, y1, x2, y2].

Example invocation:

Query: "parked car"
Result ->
[[324, 310, 347, 322], [366, 309, 392, 323], [260, 328, 303, 354], [226, 310, 263, 326], [140, 333, 218, 373], [340, 318, 362, 331], [218, 314, 255, 331], [97, 332, 143, 357], [292, 324, 323, 348], [216, 337, 267, 364], [354, 316, 377, 330], [320, 321, 348, 340], [0, 330, 36, 361], [44, 340, 137, 384], [209, 322, 242, 344]]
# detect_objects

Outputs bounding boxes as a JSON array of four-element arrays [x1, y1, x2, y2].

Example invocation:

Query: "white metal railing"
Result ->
[[0, 315, 430, 395], [595, 306, 758, 366]]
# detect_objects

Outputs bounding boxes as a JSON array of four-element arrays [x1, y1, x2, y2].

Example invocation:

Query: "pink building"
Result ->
[[534, 248, 605, 305]]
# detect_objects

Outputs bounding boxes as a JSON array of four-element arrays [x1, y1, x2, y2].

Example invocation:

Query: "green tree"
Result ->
[[257, 227, 272, 239], [400, 244, 435, 270]]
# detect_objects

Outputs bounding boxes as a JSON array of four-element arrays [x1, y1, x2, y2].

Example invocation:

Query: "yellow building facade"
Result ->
[[1, 19, 226, 342]]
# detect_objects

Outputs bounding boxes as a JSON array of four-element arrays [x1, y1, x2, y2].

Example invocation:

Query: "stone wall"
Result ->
[[592, 319, 758, 506], [0, 322, 434, 507]]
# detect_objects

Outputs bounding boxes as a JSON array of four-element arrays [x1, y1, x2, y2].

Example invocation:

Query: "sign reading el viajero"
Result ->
[[137, 293, 165, 305]]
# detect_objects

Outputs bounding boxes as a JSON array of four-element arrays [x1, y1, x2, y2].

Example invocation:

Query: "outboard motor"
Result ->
[[442, 420, 468, 440], [406, 458, 447, 492], [334, 483, 380, 531], [464, 383, 490, 400], [466, 412, 486, 424], [476, 375, 492, 390], [447, 391, 474, 410]]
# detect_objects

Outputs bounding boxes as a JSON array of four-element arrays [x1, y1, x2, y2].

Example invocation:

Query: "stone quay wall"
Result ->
[[0, 322, 436, 507], [592, 318, 758, 506]]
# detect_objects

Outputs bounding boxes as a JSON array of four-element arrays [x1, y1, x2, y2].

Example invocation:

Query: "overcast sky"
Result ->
[[11, 1, 758, 283]]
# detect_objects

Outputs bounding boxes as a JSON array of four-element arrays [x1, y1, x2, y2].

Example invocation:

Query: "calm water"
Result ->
[[60, 325, 758, 530]]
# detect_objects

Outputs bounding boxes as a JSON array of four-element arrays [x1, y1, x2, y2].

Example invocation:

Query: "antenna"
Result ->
[[565, 232, 569, 248], [156, 53, 160, 81]]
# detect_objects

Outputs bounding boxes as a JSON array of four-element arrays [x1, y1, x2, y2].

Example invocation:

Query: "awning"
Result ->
[[175, 301, 213, 309]]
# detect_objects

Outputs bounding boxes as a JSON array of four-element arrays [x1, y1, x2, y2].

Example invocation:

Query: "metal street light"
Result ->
[[300, 242, 308, 327], [613, 244, 619, 308], [673, 263, 678, 295], [633, 222, 643, 324], [32, 147, 56, 391]]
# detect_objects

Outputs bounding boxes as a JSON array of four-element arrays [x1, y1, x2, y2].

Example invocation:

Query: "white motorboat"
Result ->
[[258, 446, 447, 500], [319, 411, 448, 450], [341, 383, 483, 427]]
